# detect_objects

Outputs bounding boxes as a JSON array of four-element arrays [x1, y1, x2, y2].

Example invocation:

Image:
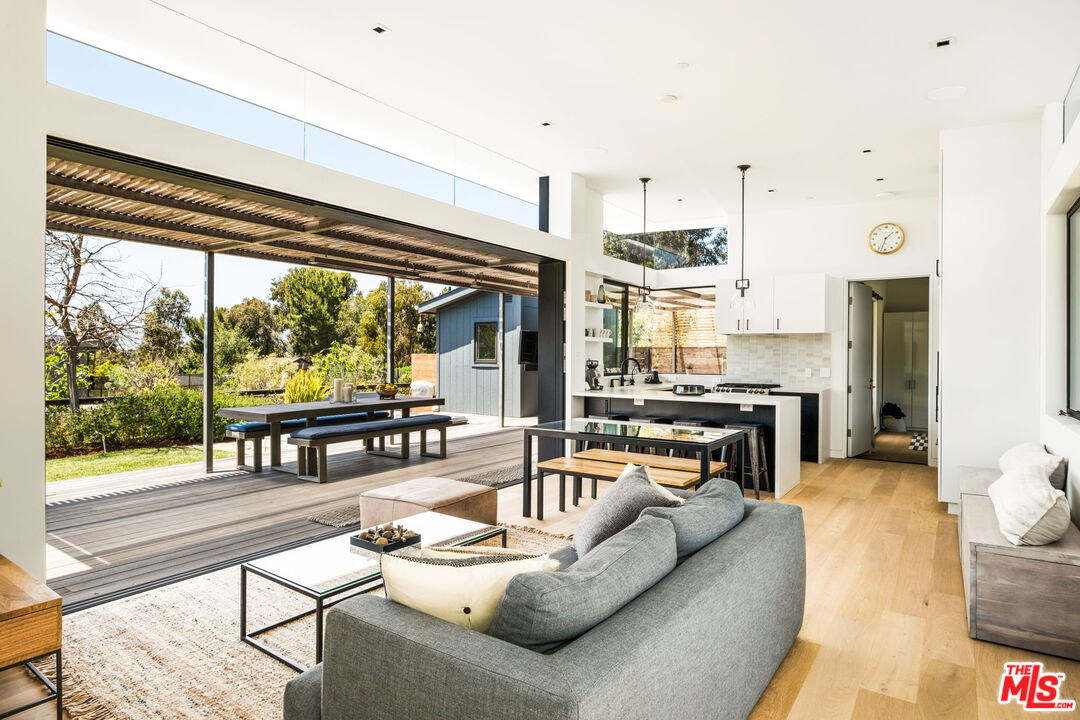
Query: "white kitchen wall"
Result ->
[[725, 334, 832, 389]]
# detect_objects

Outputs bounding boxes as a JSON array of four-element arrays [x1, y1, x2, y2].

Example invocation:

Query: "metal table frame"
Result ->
[[0, 650, 61, 720], [219, 396, 445, 471], [522, 420, 747, 518], [240, 525, 507, 672]]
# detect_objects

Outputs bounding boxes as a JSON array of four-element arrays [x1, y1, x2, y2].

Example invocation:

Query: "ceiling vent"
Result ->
[[371, 25, 390, 34], [933, 36, 955, 49]]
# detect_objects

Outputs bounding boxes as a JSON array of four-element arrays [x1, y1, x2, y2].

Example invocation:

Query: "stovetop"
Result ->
[[714, 382, 781, 395]]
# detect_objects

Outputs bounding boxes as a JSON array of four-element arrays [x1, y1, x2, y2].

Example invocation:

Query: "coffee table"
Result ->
[[240, 511, 506, 671]]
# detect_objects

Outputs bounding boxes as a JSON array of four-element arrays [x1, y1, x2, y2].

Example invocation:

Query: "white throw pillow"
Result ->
[[987, 466, 1071, 546], [999, 442, 1067, 491], [381, 551, 552, 632]]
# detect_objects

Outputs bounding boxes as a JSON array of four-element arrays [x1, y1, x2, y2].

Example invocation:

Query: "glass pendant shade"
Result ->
[[729, 289, 756, 311]]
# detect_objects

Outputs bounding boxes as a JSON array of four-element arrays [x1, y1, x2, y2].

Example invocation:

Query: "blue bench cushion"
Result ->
[[227, 412, 392, 434], [290, 414, 451, 442]]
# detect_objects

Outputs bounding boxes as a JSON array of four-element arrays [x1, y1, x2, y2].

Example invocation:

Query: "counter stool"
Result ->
[[722, 423, 769, 499]]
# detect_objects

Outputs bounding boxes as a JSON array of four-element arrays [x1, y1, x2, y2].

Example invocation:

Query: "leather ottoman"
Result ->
[[360, 476, 497, 528]]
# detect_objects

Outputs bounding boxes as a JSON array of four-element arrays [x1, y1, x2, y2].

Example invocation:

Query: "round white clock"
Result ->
[[868, 222, 905, 254]]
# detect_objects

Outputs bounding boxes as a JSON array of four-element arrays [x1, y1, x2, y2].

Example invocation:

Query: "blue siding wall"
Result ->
[[435, 293, 537, 417]]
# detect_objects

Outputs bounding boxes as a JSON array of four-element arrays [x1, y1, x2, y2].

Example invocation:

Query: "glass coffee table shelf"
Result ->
[[240, 511, 506, 671]]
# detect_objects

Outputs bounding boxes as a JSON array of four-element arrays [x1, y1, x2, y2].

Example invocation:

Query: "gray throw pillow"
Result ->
[[571, 463, 682, 556], [640, 478, 745, 557], [548, 544, 579, 570], [489, 516, 677, 652]]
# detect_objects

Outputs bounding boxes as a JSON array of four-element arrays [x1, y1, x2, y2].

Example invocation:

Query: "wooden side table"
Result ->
[[0, 555, 61, 719]]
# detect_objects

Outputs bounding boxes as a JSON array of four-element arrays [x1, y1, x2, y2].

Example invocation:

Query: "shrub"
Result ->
[[311, 343, 386, 387], [284, 369, 330, 404], [224, 354, 296, 392], [45, 386, 267, 457]]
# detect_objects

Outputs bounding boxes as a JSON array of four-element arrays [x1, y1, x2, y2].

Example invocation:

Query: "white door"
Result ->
[[741, 274, 774, 334], [910, 311, 930, 428], [774, 273, 827, 333], [848, 282, 874, 456]]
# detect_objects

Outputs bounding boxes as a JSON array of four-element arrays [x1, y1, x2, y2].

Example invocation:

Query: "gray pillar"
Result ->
[[498, 292, 506, 427], [203, 251, 215, 473], [386, 276, 395, 383]]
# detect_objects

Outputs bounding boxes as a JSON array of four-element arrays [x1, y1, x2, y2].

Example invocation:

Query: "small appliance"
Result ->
[[672, 384, 707, 396], [643, 369, 661, 384], [714, 382, 781, 395], [585, 359, 602, 391]]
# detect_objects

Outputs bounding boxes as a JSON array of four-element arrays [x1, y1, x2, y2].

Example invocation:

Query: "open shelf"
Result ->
[[584, 301, 611, 310], [584, 336, 613, 343]]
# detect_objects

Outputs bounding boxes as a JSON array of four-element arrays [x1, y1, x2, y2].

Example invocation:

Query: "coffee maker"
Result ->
[[585, 359, 602, 391]]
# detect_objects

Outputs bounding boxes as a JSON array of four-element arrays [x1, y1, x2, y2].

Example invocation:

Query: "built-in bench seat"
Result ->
[[957, 465, 1080, 660], [287, 414, 453, 483], [535, 456, 712, 518], [226, 411, 391, 471]]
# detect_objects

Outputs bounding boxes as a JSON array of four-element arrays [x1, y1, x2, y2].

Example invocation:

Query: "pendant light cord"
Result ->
[[737, 164, 750, 295], [640, 177, 651, 291]]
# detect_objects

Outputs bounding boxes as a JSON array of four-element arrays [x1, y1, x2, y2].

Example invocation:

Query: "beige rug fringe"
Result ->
[[498, 522, 573, 540], [32, 657, 117, 720]]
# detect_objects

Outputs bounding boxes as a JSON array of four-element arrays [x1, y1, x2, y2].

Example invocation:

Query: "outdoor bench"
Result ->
[[226, 411, 390, 471], [287, 414, 453, 483]]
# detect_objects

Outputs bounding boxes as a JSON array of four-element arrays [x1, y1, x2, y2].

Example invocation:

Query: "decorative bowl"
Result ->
[[350, 523, 421, 553], [375, 384, 399, 399]]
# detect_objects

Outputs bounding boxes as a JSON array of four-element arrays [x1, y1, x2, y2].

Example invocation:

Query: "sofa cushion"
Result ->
[[987, 465, 1071, 546], [999, 442, 1067, 491], [489, 515, 677, 652], [571, 464, 682, 556], [640, 477, 745, 557], [290, 414, 451, 441], [381, 551, 552, 633], [547, 544, 579, 570]]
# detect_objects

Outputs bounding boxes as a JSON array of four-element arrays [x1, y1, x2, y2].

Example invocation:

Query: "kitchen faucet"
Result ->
[[612, 357, 642, 387]]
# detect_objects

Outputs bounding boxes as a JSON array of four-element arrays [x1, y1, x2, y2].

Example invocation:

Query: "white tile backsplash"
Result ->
[[724, 334, 833, 389]]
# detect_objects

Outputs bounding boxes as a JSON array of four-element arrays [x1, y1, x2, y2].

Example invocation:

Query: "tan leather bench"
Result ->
[[359, 476, 497, 528]]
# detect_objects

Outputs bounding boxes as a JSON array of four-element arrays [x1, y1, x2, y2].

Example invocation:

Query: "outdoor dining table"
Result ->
[[521, 418, 746, 517], [218, 395, 445, 471]]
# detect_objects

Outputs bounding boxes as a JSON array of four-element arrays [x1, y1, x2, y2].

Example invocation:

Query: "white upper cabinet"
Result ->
[[716, 273, 832, 335], [773, 272, 831, 334]]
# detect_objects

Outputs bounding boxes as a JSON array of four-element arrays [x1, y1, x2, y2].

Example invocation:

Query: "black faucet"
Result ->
[[613, 357, 641, 387]]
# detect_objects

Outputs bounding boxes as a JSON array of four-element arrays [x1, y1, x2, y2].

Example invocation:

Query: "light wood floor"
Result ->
[[860, 430, 929, 465], [7, 440, 1079, 719]]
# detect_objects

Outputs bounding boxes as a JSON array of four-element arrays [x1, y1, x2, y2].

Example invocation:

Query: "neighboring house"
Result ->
[[419, 288, 538, 417]]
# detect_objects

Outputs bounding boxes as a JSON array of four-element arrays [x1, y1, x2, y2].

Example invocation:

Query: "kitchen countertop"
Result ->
[[573, 386, 801, 407]]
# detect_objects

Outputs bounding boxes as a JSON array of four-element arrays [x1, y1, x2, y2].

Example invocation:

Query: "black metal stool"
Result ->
[[722, 423, 769, 499]]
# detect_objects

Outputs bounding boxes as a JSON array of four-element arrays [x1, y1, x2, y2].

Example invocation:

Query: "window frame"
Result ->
[[1067, 196, 1080, 418], [473, 321, 498, 365]]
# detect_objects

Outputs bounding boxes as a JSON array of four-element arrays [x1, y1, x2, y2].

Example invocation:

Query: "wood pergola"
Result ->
[[46, 138, 549, 470]]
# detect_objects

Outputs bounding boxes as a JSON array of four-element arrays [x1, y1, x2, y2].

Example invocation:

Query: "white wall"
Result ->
[[940, 119, 1043, 507], [0, 0, 46, 577], [654, 196, 938, 458]]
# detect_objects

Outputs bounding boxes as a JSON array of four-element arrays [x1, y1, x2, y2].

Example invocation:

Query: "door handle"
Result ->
[[776, 318, 780, 331], [737, 319, 741, 332]]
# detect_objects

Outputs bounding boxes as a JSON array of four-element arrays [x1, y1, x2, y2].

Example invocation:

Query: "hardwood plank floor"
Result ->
[[10, 438, 1078, 719]]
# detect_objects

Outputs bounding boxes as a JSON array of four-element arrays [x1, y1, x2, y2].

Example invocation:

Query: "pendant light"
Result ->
[[730, 164, 755, 310], [634, 177, 656, 315]]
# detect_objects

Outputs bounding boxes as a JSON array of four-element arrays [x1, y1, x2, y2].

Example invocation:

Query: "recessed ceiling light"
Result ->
[[875, 177, 886, 182], [767, 189, 776, 193], [674, 62, 691, 70], [932, 36, 956, 49], [540, 122, 551, 127], [658, 94, 679, 104], [676, 198, 685, 202], [927, 85, 967, 101], [862, 149, 872, 154], [876, 191, 897, 198], [371, 24, 390, 34]]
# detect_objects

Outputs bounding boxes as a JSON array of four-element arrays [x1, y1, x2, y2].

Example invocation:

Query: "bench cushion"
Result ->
[[227, 420, 302, 434], [228, 411, 394, 435], [290, 414, 451, 441]]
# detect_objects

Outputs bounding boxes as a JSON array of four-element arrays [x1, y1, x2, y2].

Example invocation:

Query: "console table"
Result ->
[[0, 555, 62, 719]]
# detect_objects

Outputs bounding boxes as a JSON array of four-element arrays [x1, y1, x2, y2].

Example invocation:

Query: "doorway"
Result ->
[[848, 277, 932, 465]]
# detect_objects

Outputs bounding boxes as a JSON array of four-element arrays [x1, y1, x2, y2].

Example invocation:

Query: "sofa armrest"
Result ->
[[320, 594, 578, 720], [283, 664, 323, 720]]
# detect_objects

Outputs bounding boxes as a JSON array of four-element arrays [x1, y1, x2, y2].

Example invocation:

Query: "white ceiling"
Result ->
[[49, 0, 1080, 233]]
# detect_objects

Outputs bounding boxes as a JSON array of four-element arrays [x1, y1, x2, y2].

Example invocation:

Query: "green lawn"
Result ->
[[46, 446, 234, 483]]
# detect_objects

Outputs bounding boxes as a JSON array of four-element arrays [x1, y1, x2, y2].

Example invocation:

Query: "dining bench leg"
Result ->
[[316, 448, 328, 484], [558, 474, 566, 513], [296, 445, 307, 476], [536, 470, 545, 521]]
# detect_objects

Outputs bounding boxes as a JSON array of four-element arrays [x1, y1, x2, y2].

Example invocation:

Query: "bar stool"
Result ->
[[722, 423, 769, 499]]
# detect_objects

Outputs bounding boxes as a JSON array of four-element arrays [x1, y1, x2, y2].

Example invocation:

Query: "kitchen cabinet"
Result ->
[[773, 272, 831, 333], [715, 276, 773, 334]]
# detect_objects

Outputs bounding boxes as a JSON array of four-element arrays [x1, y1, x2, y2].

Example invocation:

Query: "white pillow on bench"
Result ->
[[999, 442, 1067, 490], [987, 466, 1071, 546]]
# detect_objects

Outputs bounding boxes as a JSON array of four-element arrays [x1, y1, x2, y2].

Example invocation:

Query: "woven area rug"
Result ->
[[306, 462, 533, 527], [44, 525, 569, 720]]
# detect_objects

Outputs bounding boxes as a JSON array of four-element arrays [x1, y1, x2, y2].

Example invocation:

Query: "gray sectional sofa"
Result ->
[[284, 499, 805, 720]]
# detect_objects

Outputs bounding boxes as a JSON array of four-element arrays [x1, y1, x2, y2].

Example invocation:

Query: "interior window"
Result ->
[[473, 322, 497, 364]]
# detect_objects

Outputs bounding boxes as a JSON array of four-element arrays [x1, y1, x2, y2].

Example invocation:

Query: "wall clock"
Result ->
[[868, 222, 905, 254]]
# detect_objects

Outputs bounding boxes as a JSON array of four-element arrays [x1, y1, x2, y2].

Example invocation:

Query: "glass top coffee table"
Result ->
[[241, 511, 506, 671]]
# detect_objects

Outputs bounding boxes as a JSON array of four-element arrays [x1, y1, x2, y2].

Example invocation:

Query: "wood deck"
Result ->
[[47, 427, 527, 611]]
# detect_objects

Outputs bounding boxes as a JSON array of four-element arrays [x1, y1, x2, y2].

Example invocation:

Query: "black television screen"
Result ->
[[519, 331, 538, 366]]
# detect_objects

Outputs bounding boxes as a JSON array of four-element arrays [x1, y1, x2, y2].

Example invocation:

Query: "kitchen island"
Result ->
[[572, 386, 801, 497]]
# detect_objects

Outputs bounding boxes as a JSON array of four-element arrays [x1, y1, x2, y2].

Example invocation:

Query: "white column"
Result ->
[[0, 0, 46, 577]]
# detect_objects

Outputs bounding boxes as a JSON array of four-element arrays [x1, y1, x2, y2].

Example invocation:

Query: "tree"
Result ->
[[270, 267, 357, 356], [602, 227, 728, 269], [352, 281, 436, 366], [45, 231, 157, 410], [184, 308, 252, 375], [139, 288, 192, 364], [226, 297, 283, 356]]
